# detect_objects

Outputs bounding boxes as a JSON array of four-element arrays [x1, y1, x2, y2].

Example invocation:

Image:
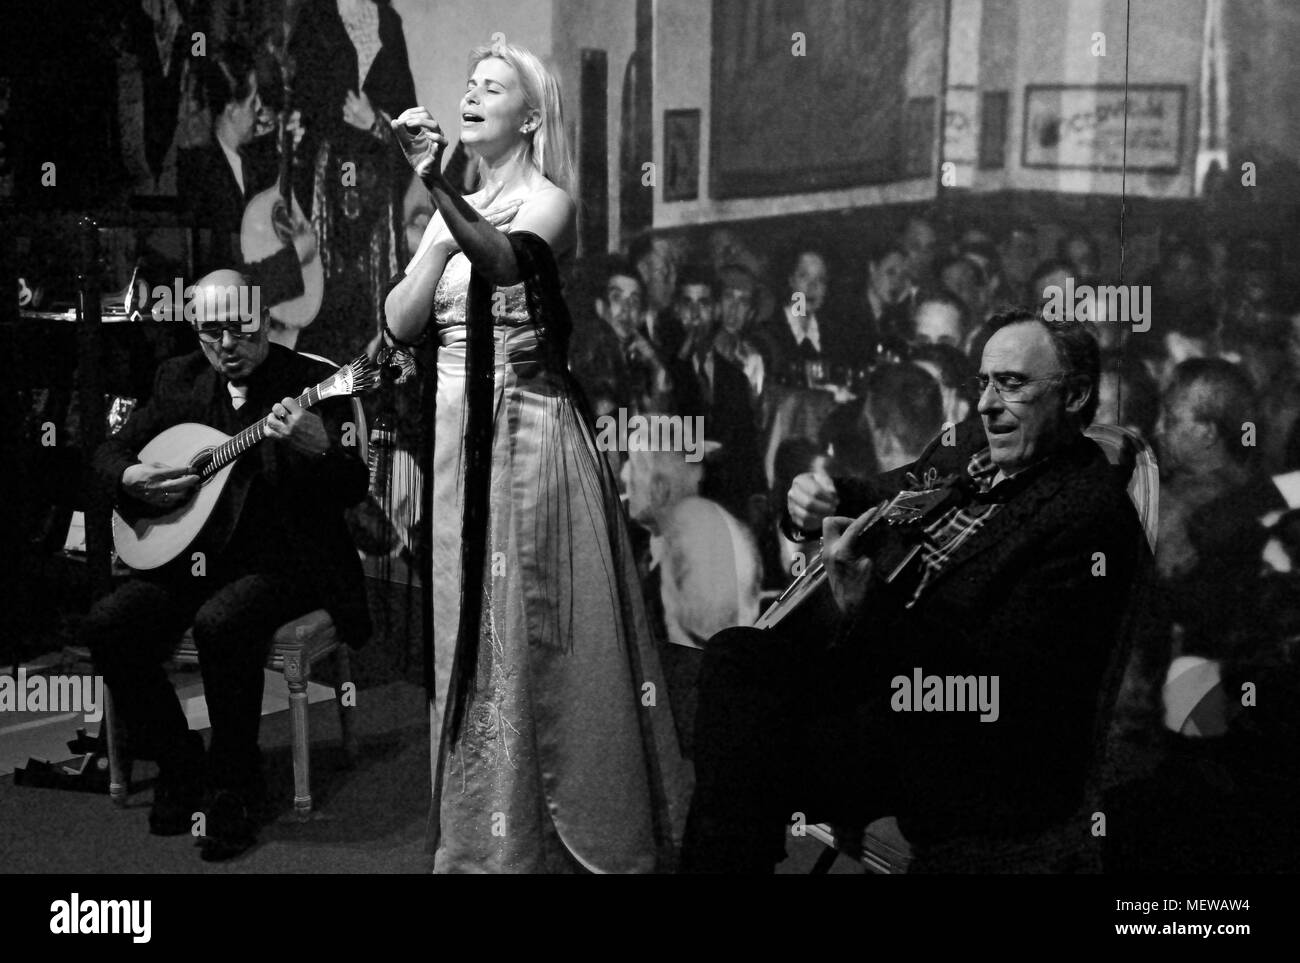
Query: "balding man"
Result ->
[[83, 271, 370, 862]]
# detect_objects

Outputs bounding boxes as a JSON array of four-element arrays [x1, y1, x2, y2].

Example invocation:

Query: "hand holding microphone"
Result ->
[[392, 107, 448, 186]]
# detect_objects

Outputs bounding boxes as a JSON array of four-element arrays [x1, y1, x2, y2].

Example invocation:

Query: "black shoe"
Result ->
[[198, 789, 259, 862], [149, 734, 205, 836]]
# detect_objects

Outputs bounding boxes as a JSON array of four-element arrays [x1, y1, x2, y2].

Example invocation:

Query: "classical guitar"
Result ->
[[112, 355, 380, 571], [756, 480, 968, 633]]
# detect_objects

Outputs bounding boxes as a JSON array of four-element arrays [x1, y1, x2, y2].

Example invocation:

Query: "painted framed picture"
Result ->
[[1022, 85, 1185, 172], [663, 108, 701, 202], [709, 0, 912, 198]]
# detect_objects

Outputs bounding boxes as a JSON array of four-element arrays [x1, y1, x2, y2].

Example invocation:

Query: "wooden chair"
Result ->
[[804, 423, 1160, 873], [103, 355, 368, 817]]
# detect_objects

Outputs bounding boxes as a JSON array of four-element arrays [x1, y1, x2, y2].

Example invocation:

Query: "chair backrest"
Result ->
[[298, 352, 369, 464], [1084, 423, 1159, 553]]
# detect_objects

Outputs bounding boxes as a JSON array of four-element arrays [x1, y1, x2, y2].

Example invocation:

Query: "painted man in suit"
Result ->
[[682, 309, 1149, 872], [83, 271, 370, 862], [178, 44, 314, 312]]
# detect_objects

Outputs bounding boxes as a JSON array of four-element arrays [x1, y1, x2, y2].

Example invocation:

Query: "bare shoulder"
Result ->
[[519, 181, 575, 218], [511, 179, 576, 255]]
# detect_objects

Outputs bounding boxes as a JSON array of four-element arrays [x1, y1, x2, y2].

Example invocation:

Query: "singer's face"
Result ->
[[460, 58, 533, 149]]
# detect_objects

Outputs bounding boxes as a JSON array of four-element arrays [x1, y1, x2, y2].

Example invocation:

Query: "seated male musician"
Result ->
[[83, 270, 370, 862], [680, 309, 1149, 873]]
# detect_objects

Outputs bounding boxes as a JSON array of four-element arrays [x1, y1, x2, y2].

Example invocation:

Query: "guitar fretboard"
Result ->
[[198, 384, 322, 478]]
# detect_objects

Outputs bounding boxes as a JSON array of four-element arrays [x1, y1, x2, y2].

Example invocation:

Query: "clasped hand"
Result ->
[[391, 107, 448, 185]]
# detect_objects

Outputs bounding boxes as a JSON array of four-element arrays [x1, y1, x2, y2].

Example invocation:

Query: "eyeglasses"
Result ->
[[196, 319, 262, 344], [970, 372, 1067, 402]]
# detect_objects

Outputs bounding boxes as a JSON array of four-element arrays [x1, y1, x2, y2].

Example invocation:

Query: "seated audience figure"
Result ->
[[658, 498, 763, 651], [998, 222, 1040, 305], [619, 447, 704, 754], [682, 309, 1147, 873], [82, 271, 371, 862], [708, 228, 777, 329], [1152, 360, 1292, 685], [757, 248, 838, 386], [1164, 361, 1294, 670], [911, 289, 970, 349], [862, 242, 913, 352], [958, 240, 1007, 317], [937, 254, 991, 328], [1025, 258, 1073, 310], [667, 267, 766, 522], [910, 342, 978, 432], [815, 360, 947, 529], [858, 363, 946, 473], [712, 263, 768, 405], [900, 213, 942, 290], [1220, 314, 1300, 472], [630, 232, 685, 359], [1095, 350, 1160, 441], [568, 255, 673, 413], [1154, 359, 1261, 580], [1056, 228, 1102, 284], [1221, 236, 1281, 336]]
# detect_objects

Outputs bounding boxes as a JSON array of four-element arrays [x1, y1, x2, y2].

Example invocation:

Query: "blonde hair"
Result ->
[[467, 39, 574, 194]]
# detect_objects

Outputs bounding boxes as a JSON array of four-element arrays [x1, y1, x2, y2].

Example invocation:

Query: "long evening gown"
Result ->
[[428, 240, 690, 873]]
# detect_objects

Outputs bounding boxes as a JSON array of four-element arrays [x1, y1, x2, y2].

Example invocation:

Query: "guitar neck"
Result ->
[[199, 383, 323, 479]]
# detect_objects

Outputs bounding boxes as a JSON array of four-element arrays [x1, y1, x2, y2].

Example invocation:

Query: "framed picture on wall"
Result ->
[[709, 0, 914, 198], [1022, 85, 1185, 172], [663, 108, 701, 202]]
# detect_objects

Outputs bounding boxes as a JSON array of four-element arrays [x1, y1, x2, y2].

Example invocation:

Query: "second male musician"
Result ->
[[682, 309, 1150, 873]]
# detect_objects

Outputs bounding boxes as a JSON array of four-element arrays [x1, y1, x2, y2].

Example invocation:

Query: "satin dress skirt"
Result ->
[[429, 322, 690, 873]]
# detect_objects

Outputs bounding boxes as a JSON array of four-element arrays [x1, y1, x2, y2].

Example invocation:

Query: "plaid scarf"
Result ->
[[907, 447, 1052, 606]]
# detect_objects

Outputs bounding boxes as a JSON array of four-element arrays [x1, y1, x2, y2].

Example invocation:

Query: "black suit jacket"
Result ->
[[753, 307, 861, 385], [835, 419, 1149, 846], [668, 350, 765, 519], [95, 346, 372, 646], [177, 140, 303, 306]]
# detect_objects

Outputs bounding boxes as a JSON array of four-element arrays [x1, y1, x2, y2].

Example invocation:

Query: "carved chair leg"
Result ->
[[103, 688, 131, 806], [282, 648, 312, 816]]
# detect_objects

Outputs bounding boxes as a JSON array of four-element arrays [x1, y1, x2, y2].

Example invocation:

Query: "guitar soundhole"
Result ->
[[190, 449, 214, 477]]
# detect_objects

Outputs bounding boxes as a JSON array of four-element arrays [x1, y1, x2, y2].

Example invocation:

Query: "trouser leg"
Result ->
[[190, 572, 318, 792], [83, 578, 202, 774], [681, 625, 885, 873]]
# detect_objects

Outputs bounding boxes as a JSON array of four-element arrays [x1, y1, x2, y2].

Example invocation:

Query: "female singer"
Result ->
[[381, 41, 688, 874]]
